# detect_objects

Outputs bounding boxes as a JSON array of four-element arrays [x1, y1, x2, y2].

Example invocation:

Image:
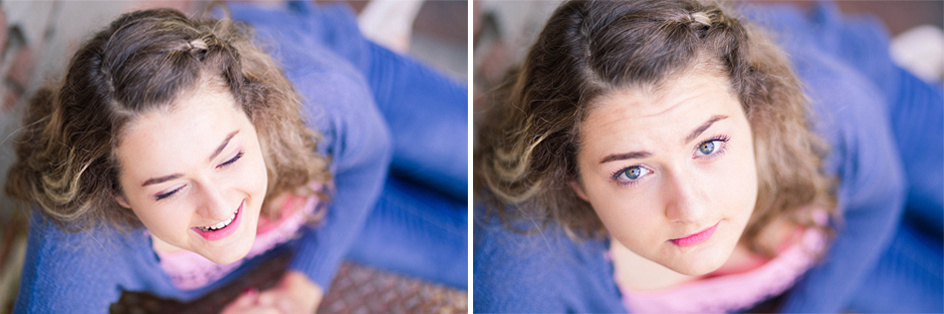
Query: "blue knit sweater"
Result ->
[[15, 2, 393, 312], [474, 2, 939, 312]]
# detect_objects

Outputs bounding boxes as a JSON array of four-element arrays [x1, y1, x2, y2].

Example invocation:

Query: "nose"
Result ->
[[195, 179, 233, 222], [663, 172, 709, 224]]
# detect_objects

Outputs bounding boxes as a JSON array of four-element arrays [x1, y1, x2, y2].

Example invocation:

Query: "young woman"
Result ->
[[7, 1, 467, 312], [474, 0, 941, 312]]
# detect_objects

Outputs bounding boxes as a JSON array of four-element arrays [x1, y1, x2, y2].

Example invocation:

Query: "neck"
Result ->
[[151, 234, 186, 254]]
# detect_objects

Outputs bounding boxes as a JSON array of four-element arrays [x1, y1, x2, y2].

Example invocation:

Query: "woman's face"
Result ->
[[573, 70, 758, 276], [116, 85, 268, 264]]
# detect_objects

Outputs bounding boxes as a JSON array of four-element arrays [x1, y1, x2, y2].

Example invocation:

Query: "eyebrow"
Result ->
[[209, 130, 239, 163], [599, 151, 652, 164], [141, 173, 183, 187], [598, 115, 728, 164], [684, 115, 727, 144], [141, 130, 239, 187]]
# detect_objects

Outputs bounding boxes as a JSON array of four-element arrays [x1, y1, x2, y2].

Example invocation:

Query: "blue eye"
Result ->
[[614, 165, 651, 184], [694, 136, 729, 158], [623, 166, 643, 179], [698, 141, 716, 155]]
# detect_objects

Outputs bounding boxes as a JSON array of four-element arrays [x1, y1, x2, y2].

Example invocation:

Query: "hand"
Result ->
[[221, 288, 281, 314], [221, 271, 324, 314]]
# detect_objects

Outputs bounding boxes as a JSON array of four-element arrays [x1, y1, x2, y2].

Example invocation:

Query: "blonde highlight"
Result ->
[[4, 8, 331, 232], [475, 0, 837, 252]]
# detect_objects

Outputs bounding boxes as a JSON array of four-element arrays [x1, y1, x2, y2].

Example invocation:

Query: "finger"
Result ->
[[256, 289, 279, 306], [274, 297, 297, 314], [247, 306, 283, 314], [228, 305, 283, 314], [229, 288, 260, 307], [257, 289, 297, 314], [221, 296, 251, 314]]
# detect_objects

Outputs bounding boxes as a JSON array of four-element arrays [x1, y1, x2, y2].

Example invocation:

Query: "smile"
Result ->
[[197, 211, 236, 232], [192, 200, 243, 241], [670, 222, 719, 247]]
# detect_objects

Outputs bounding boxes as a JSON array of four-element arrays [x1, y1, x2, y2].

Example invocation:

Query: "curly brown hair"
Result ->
[[4, 8, 331, 232], [475, 0, 836, 254]]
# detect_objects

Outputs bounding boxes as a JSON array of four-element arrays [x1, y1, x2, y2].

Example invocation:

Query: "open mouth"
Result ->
[[192, 200, 243, 241], [197, 211, 237, 232]]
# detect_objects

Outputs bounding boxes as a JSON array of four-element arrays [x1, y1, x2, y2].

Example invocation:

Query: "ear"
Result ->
[[570, 180, 590, 202], [114, 193, 132, 209]]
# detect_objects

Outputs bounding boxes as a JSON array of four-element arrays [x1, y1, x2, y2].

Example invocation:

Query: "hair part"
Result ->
[[5, 8, 331, 232], [475, 0, 836, 253]]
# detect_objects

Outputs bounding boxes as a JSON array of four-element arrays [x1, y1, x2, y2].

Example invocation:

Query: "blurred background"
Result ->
[[0, 0, 466, 312]]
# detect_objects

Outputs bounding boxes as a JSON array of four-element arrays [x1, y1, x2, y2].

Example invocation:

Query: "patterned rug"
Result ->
[[108, 248, 467, 314]]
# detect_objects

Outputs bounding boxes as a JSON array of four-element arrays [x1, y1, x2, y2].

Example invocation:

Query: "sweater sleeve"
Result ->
[[284, 67, 392, 291], [778, 47, 907, 312], [473, 215, 626, 313], [473, 223, 567, 312], [224, 2, 393, 291], [14, 212, 127, 313]]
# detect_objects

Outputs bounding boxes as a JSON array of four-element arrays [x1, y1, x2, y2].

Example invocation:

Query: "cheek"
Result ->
[[581, 177, 663, 243], [131, 204, 189, 236], [242, 146, 269, 198], [716, 142, 758, 215], [118, 184, 178, 231]]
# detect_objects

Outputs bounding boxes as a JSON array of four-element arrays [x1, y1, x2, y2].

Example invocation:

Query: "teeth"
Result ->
[[198, 210, 237, 232]]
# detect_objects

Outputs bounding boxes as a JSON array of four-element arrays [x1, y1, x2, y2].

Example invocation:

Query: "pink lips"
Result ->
[[670, 222, 719, 247], [193, 201, 243, 241]]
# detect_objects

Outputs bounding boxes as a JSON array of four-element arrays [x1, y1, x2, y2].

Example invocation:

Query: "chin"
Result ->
[[202, 222, 258, 265], [202, 237, 254, 265], [667, 257, 726, 276], [662, 244, 733, 276], [205, 200, 262, 264]]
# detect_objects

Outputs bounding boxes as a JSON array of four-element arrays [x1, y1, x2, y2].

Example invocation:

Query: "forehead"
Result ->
[[580, 70, 742, 148], [116, 87, 243, 177]]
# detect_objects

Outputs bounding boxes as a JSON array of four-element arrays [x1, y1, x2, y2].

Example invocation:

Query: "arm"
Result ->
[[224, 2, 393, 293], [260, 1, 468, 200], [285, 68, 392, 292]]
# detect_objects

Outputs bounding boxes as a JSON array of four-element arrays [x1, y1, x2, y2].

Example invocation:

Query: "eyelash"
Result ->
[[610, 135, 731, 186], [218, 151, 244, 169], [695, 135, 730, 161], [155, 186, 182, 201], [154, 150, 244, 201], [611, 165, 651, 187]]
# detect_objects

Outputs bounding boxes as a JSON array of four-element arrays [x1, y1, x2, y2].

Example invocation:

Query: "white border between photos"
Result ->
[[467, 0, 475, 311]]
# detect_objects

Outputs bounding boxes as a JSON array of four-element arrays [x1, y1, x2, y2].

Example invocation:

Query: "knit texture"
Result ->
[[14, 2, 392, 312], [473, 2, 941, 312]]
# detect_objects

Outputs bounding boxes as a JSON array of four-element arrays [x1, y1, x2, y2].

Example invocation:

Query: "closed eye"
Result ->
[[218, 151, 244, 169], [155, 185, 184, 201]]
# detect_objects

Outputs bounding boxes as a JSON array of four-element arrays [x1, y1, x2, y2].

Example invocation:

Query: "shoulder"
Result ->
[[15, 211, 148, 312], [473, 209, 624, 312], [789, 46, 905, 201]]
